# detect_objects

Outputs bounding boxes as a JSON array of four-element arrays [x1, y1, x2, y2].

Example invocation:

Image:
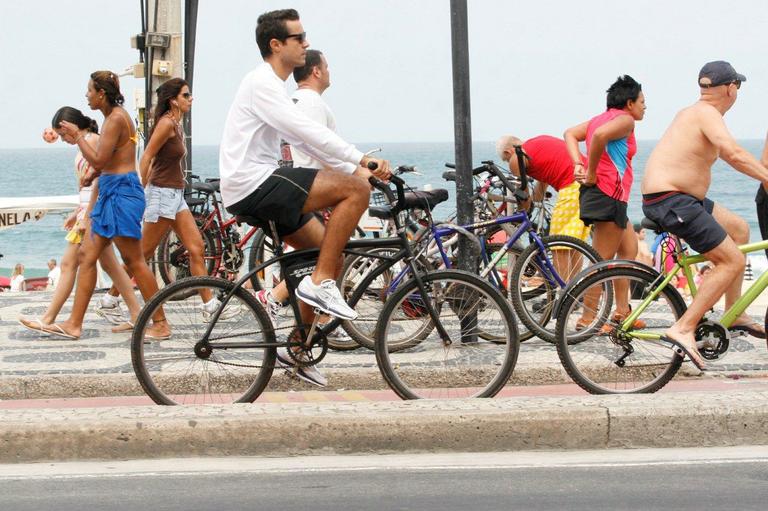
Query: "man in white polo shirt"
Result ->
[[220, 9, 390, 386]]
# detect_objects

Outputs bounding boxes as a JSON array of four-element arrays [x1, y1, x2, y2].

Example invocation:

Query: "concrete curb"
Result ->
[[2, 390, 768, 463], [1, 365, 756, 400]]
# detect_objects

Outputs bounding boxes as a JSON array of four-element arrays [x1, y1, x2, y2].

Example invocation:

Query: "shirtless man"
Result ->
[[641, 61, 768, 369]]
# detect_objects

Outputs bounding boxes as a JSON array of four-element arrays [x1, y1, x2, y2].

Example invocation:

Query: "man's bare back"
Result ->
[[642, 102, 724, 199]]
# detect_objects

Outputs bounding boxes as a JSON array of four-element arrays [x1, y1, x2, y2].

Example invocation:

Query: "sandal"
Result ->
[[40, 323, 79, 340], [111, 321, 135, 333], [728, 322, 766, 339], [18, 317, 51, 336], [659, 335, 706, 371]]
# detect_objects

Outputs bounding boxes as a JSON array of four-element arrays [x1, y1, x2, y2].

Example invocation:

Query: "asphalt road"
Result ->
[[1, 447, 767, 510]]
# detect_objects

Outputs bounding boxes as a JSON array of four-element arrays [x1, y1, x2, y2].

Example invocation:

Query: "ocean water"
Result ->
[[1, 140, 766, 276]]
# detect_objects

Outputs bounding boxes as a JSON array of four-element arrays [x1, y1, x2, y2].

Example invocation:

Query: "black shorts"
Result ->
[[226, 166, 319, 236], [642, 191, 726, 254], [578, 184, 629, 229]]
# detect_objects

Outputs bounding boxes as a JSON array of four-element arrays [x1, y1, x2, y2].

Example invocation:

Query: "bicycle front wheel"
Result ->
[[554, 267, 685, 394], [375, 270, 519, 399], [131, 276, 276, 405], [510, 235, 601, 343]]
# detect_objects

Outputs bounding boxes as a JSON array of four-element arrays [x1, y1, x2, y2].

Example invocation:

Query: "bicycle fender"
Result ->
[[552, 259, 661, 319]]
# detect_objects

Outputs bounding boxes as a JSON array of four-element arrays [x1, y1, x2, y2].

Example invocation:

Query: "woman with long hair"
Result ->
[[46, 71, 169, 339], [100, 78, 228, 316], [19, 107, 141, 336], [564, 75, 646, 326], [10, 264, 26, 292]]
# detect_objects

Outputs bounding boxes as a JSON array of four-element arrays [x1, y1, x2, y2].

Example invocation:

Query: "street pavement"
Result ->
[[3, 447, 768, 510], [1, 287, 768, 462]]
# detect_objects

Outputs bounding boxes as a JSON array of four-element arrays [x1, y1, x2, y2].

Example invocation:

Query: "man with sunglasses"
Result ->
[[219, 9, 390, 386], [641, 61, 768, 369]]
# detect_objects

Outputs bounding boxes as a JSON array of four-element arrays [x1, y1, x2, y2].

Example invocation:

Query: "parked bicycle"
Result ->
[[338, 160, 600, 350]]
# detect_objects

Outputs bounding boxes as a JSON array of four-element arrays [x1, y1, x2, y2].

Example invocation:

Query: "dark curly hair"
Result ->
[[90, 70, 125, 106], [606, 75, 642, 110]]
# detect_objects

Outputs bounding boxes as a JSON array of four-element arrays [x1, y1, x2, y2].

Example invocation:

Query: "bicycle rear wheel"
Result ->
[[375, 270, 519, 399], [156, 227, 218, 285], [510, 235, 601, 343], [131, 276, 276, 405], [554, 267, 685, 394]]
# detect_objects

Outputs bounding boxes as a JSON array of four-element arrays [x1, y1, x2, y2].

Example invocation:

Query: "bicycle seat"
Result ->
[[402, 189, 449, 210], [191, 181, 220, 194], [368, 205, 394, 220], [640, 217, 665, 233], [235, 214, 262, 227], [185, 196, 207, 208]]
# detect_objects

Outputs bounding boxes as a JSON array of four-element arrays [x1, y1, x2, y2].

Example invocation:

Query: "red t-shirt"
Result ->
[[521, 135, 582, 191]]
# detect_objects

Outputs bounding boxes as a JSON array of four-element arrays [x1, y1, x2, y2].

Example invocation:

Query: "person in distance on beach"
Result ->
[[51, 72, 169, 340], [18, 107, 141, 337], [642, 61, 768, 369], [219, 9, 390, 386], [564, 75, 646, 329], [496, 134, 591, 281]]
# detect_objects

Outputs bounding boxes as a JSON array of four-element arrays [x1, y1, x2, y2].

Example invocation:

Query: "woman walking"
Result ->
[[46, 71, 169, 339], [99, 78, 228, 316], [564, 75, 646, 325], [19, 107, 141, 337]]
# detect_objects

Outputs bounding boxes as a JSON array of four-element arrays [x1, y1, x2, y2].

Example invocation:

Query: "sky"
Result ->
[[1, 0, 768, 149]]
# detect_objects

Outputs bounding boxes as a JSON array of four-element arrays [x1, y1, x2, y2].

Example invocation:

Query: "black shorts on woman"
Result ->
[[642, 191, 727, 254], [579, 184, 629, 229], [226, 166, 319, 237]]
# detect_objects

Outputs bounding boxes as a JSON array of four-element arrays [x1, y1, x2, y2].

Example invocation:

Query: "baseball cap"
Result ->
[[698, 61, 746, 87]]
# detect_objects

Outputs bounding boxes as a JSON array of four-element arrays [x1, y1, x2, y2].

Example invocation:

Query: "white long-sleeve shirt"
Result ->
[[219, 63, 364, 206]]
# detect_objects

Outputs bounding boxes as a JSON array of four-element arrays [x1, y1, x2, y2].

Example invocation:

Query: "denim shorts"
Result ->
[[144, 184, 188, 223]]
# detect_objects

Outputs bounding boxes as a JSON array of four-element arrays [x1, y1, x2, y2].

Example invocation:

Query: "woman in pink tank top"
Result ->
[[564, 75, 646, 327]]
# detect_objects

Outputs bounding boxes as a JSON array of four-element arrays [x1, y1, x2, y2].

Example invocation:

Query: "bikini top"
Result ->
[[115, 111, 139, 149]]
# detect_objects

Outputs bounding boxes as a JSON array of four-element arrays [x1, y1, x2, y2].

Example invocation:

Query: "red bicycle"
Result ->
[[154, 177, 263, 288]]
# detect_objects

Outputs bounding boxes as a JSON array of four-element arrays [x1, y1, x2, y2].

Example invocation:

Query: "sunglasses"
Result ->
[[181, 92, 192, 98], [284, 32, 307, 43]]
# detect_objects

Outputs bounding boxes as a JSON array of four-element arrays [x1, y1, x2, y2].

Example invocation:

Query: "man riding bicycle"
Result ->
[[641, 61, 768, 369], [219, 9, 391, 385]]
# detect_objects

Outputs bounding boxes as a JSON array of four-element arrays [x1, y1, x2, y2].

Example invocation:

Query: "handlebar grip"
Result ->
[[368, 176, 395, 203], [442, 171, 456, 182], [445, 162, 456, 169]]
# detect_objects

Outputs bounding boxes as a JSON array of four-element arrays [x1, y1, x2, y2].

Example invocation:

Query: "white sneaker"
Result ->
[[296, 277, 358, 320], [256, 289, 283, 324], [94, 300, 126, 325], [276, 347, 327, 387], [326, 328, 353, 342], [202, 298, 240, 322]]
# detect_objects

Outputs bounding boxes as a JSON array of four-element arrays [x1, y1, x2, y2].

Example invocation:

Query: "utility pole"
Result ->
[[131, 0, 184, 164]]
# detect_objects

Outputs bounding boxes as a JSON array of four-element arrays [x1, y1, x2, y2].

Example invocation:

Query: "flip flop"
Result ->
[[728, 323, 767, 339], [111, 321, 135, 333], [659, 335, 706, 371], [40, 323, 79, 340], [18, 317, 51, 336]]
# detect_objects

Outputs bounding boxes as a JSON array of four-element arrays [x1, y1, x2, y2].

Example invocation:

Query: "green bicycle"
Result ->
[[553, 217, 768, 394]]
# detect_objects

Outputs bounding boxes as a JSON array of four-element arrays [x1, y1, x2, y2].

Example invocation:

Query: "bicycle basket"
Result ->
[[370, 191, 388, 207]]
